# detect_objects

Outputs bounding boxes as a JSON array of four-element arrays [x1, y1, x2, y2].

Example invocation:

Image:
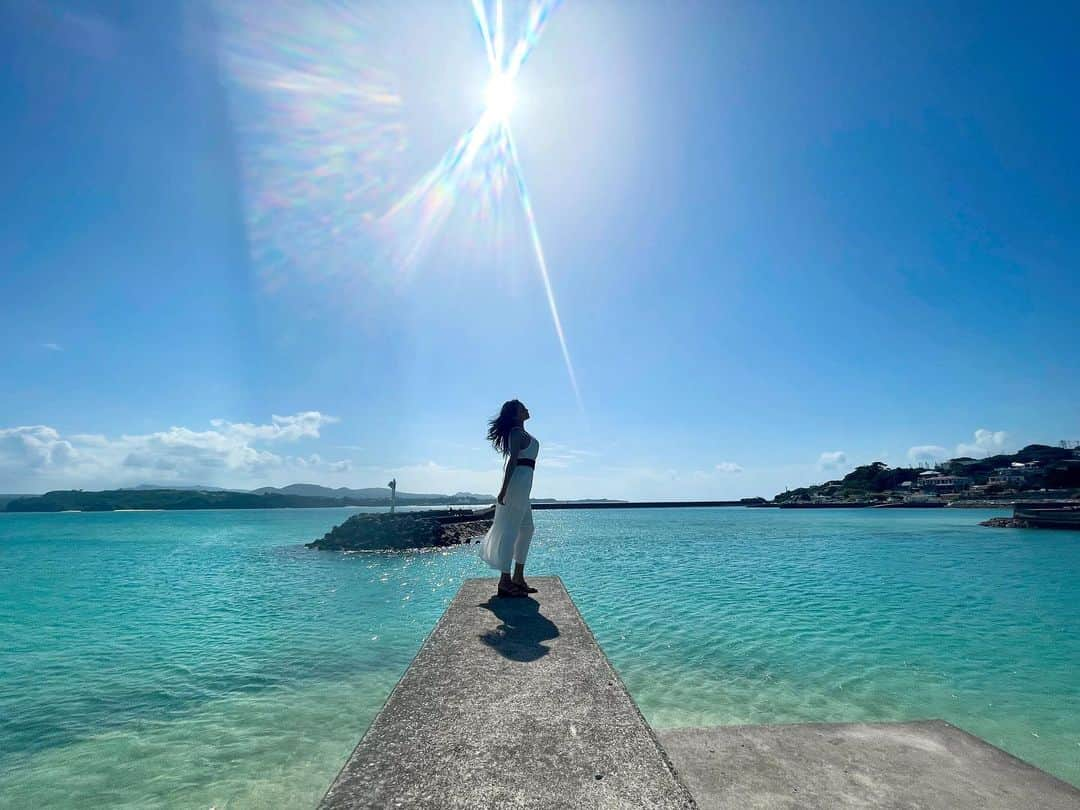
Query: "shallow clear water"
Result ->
[[1, 507, 1078, 807]]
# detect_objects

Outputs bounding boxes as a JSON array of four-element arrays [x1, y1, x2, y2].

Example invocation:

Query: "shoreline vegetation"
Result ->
[[773, 444, 1080, 507]]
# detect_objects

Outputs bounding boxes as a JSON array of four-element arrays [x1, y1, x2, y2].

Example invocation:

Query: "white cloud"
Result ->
[[294, 454, 352, 473], [41, 343, 63, 352], [907, 445, 948, 465], [0, 426, 77, 470], [209, 412, 337, 442], [0, 412, 348, 490], [69, 433, 109, 446], [536, 442, 598, 470], [818, 451, 847, 470], [956, 429, 1009, 458], [715, 461, 743, 474]]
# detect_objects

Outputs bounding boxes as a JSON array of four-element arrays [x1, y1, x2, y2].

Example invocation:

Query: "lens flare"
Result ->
[[217, 0, 579, 407], [504, 127, 581, 405], [484, 74, 516, 119], [387, 0, 581, 408], [214, 1, 405, 294]]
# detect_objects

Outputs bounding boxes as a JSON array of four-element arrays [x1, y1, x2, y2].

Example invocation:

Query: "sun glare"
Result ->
[[381, 0, 582, 408], [484, 74, 515, 119]]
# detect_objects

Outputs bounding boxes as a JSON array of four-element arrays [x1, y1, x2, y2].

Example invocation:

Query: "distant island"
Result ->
[[1, 484, 494, 513], [775, 444, 1080, 506], [0, 484, 635, 513]]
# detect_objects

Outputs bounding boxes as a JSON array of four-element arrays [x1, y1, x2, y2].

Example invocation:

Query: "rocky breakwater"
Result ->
[[306, 508, 495, 551], [980, 517, 1029, 528]]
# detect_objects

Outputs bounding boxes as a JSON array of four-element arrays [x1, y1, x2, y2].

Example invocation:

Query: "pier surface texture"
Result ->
[[658, 721, 1080, 809], [319, 576, 695, 809]]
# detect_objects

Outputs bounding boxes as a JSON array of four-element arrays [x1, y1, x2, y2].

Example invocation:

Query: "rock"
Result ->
[[979, 517, 1030, 528], [306, 508, 494, 551]]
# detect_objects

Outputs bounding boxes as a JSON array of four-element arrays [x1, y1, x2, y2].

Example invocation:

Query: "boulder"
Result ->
[[979, 517, 1029, 528], [307, 508, 494, 551]]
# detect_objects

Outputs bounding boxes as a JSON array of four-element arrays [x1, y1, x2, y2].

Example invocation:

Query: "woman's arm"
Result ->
[[497, 429, 525, 505]]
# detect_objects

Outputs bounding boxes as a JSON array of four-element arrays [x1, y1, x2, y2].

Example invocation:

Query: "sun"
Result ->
[[484, 73, 516, 120]]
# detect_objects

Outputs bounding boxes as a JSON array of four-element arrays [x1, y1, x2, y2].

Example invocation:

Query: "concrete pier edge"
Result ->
[[315, 576, 464, 807], [561, 576, 698, 804]]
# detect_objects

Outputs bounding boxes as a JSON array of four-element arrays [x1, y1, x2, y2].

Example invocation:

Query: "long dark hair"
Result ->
[[487, 399, 524, 457]]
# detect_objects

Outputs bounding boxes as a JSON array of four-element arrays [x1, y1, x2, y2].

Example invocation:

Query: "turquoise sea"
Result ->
[[1, 507, 1078, 807]]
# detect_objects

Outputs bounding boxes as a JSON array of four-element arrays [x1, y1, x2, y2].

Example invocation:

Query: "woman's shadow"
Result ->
[[478, 596, 560, 662]]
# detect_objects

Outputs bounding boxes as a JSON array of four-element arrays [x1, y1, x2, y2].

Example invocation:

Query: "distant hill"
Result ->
[[4, 489, 354, 512], [0, 494, 35, 510], [4, 487, 495, 513], [775, 444, 1080, 502], [125, 483, 240, 492], [251, 483, 491, 501], [936, 444, 1078, 481], [251, 483, 386, 499]]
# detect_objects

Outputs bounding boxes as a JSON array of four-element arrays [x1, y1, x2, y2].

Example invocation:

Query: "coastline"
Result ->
[[3, 500, 1024, 515]]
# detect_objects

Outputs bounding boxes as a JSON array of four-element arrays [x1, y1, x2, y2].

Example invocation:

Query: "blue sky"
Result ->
[[1, 0, 1078, 498]]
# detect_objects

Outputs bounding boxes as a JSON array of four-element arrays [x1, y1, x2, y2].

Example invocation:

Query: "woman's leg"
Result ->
[[498, 546, 515, 592], [511, 561, 530, 587], [484, 497, 523, 593], [511, 508, 534, 587]]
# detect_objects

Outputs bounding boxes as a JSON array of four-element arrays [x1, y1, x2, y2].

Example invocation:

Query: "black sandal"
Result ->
[[513, 581, 538, 593], [497, 584, 527, 598]]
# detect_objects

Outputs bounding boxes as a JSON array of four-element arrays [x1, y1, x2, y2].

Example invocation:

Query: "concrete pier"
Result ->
[[320, 577, 1079, 809], [658, 721, 1080, 809], [319, 577, 695, 809]]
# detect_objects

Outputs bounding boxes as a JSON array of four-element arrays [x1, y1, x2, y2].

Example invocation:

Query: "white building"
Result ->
[[989, 463, 1038, 487], [918, 474, 973, 492]]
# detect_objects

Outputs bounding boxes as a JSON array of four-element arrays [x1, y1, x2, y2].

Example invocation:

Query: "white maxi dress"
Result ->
[[479, 434, 539, 573]]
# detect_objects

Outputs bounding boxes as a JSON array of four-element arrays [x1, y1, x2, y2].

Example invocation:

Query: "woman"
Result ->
[[479, 399, 540, 597]]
